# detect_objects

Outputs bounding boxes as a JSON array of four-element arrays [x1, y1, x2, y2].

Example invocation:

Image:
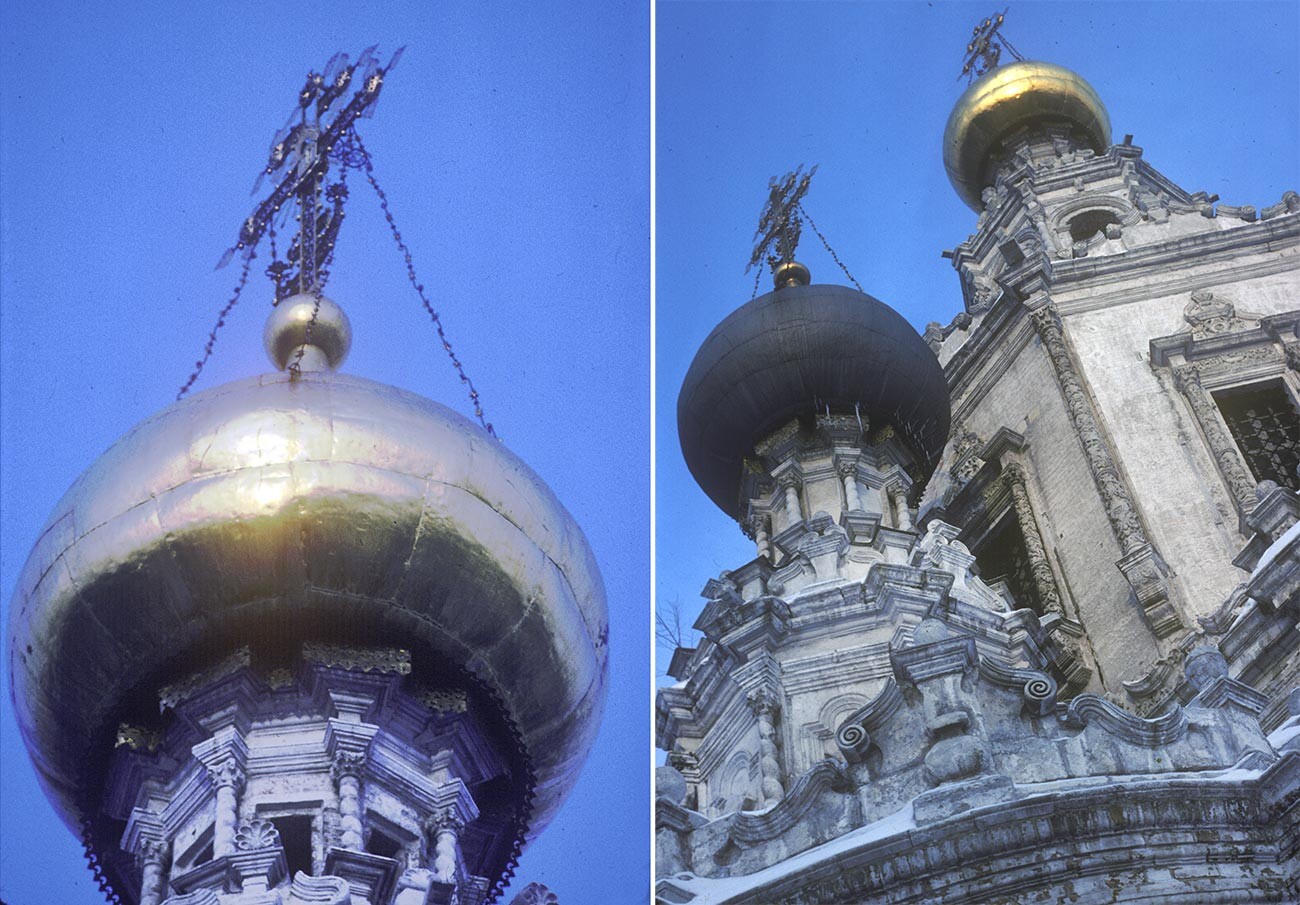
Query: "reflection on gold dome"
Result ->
[[943, 61, 1112, 211]]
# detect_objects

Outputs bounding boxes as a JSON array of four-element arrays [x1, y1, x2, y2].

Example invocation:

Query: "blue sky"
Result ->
[[0, 2, 647, 903], [655, 0, 1300, 680]]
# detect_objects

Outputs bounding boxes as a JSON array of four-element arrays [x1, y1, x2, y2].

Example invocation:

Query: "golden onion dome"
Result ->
[[943, 60, 1112, 211], [7, 309, 608, 839]]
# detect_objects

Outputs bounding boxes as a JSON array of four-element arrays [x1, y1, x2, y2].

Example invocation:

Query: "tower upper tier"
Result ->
[[943, 60, 1112, 211], [678, 282, 950, 519]]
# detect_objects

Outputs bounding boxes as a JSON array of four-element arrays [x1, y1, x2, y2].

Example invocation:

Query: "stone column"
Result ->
[[207, 760, 245, 857], [839, 460, 862, 510], [1029, 301, 1181, 637], [425, 808, 465, 886], [889, 486, 913, 531], [332, 750, 368, 850], [1002, 463, 1062, 616], [1172, 364, 1258, 514], [779, 474, 802, 524], [747, 689, 785, 807], [138, 840, 169, 905], [744, 513, 772, 560], [192, 727, 249, 859]]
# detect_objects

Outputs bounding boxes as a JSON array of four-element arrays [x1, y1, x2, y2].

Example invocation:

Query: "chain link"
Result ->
[[350, 130, 497, 438], [796, 202, 864, 293], [176, 245, 257, 400]]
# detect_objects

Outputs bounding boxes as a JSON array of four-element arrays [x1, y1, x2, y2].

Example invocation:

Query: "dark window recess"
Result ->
[[366, 829, 402, 860], [1068, 210, 1120, 243], [1215, 380, 1300, 491], [276, 815, 315, 878], [973, 514, 1043, 614], [177, 826, 215, 870]]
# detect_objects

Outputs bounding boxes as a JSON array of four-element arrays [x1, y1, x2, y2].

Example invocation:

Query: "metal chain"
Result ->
[[176, 245, 257, 400], [350, 130, 498, 438], [796, 202, 864, 293], [750, 263, 763, 300], [287, 288, 323, 377]]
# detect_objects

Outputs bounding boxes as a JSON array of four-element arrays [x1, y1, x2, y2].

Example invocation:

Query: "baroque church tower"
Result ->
[[656, 34, 1300, 905], [8, 52, 605, 905]]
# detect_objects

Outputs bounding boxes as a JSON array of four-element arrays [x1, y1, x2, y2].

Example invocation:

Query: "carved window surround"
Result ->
[[1026, 294, 1182, 639], [1150, 304, 1300, 530], [924, 427, 1092, 693]]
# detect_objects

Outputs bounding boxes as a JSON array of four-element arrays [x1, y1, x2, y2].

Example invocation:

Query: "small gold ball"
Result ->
[[263, 292, 352, 372]]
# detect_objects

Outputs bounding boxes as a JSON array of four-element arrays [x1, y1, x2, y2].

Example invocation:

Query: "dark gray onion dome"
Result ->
[[678, 283, 951, 518]]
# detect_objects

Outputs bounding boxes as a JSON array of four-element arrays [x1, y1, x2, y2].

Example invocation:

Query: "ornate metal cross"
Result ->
[[217, 46, 404, 301], [747, 164, 817, 276], [959, 9, 1023, 82]]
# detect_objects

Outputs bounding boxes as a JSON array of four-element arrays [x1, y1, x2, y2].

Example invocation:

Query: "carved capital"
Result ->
[[331, 749, 368, 783], [425, 807, 466, 836], [836, 459, 858, 479], [206, 759, 246, 792], [776, 472, 801, 491], [740, 513, 770, 541], [139, 838, 170, 866], [746, 688, 781, 718]]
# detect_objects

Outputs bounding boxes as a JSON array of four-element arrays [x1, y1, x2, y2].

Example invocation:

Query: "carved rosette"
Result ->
[[746, 689, 786, 806], [1029, 303, 1179, 635], [1172, 364, 1257, 514], [233, 818, 282, 851]]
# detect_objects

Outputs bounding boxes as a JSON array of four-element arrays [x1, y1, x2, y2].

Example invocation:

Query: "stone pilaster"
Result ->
[[1172, 363, 1258, 515], [1029, 300, 1181, 637]]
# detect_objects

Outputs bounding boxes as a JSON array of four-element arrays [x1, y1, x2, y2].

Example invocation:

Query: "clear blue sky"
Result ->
[[655, 1, 1300, 678], [0, 2, 648, 903]]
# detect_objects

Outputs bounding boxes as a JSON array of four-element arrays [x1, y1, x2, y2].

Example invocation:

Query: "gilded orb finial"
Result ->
[[773, 260, 811, 289], [263, 292, 352, 371], [943, 61, 1111, 211]]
